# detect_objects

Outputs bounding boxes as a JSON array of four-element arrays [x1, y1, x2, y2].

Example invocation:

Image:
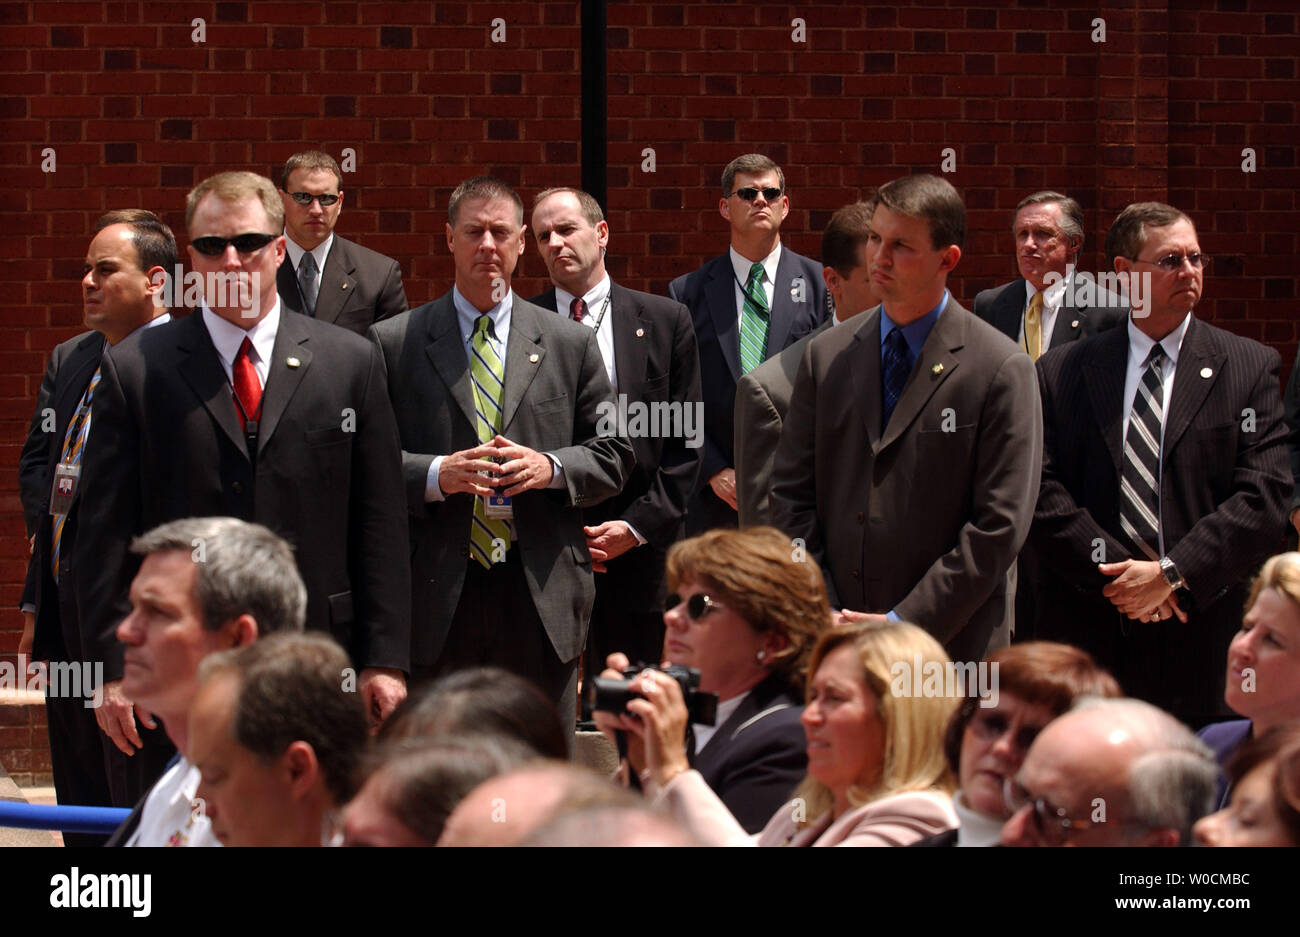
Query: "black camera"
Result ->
[[587, 664, 719, 726]]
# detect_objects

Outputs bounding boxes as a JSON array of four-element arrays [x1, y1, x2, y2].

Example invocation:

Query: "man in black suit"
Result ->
[[669, 154, 829, 534], [1033, 202, 1291, 727], [275, 150, 408, 334], [76, 172, 412, 760], [369, 177, 632, 733], [17, 210, 176, 825], [528, 187, 702, 676], [734, 201, 877, 527]]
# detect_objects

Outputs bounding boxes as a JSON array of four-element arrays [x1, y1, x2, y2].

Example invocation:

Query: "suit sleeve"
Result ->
[[734, 372, 782, 528], [72, 349, 140, 682], [551, 327, 634, 509], [18, 348, 59, 538], [367, 322, 435, 515], [1167, 351, 1291, 607], [1284, 348, 1300, 517], [374, 259, 409, 324], [893, 352, 1043, 640], [618, 303, 703, 548]]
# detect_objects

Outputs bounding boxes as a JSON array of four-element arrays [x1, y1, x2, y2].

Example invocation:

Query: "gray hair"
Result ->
[[1073, 697, 1217, 844], [1014, 191, 1085, 251], [129, 517, 306, 635]]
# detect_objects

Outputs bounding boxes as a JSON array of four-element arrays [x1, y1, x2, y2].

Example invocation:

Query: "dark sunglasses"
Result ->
[[1003, 777, 1099, 844], [190, 233, 278, 257], [289, 191, 341, 207], [731, 186, 782, 202], [968, 709, 1045, 753], [1132, 251, 1209, 272], [664, 592, 724, 621]]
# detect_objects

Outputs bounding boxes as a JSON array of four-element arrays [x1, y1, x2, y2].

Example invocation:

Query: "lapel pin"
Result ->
[[1071, 319, 1080, 328], [341, 283, 349, 290], [932, 363, 943, 375], [636, 328, 644, 338], [529, 353, 539, 363], [286, 357, 301, 368], [1200, 367, 1212, 378]]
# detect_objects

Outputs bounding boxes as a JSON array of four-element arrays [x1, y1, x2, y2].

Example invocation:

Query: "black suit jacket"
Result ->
[[368, 292, 634, 668], [692, 674, 806, 835], [1034, 317, 1291, 716], [277, 235, 408, 335], [973, 275, 1127, 350], [17, 331, 104, 662], [668, 248, 829, 530], [75, 309, 411, 680]]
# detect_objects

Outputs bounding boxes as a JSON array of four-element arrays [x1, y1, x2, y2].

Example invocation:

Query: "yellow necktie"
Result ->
[[1024, 292, 1043, 361]]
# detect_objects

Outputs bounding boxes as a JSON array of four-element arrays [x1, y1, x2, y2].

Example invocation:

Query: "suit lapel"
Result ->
[[1052, 291, 1084, 345], [256, 313, 312, 456], [705, 257, 741, 382], [610, 283, 647, 396], [875, 299, 963, 455], [848, 308, 884, 452], [1163, 317, 1224, 459], [993, 281, 1027, 342], [174, 312, 247, 456], [423, 294, 479, 434], [1082, 326, 1130, 477], [275, 258, 304, 315], [502, 297, 545, 432], [313, 238, 357, 326], [56, 338, 103, 431], [765, 247, 804, 355]]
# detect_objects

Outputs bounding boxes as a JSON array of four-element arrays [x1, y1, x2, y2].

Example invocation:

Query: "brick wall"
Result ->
[[1, 0, 1297, 667]]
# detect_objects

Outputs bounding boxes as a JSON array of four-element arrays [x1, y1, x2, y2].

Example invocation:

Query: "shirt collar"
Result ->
[[283, 231, 333, 275], [201, 298, 280, 371], [1027, 272, 1070, 310], [729, 243, 782, 290], [554, 274, 611, 321], [453, 285, 512, 342], [880, 289, 949, 359], [952, 791, 1006, 848], [1127, 312, 1191, 369]]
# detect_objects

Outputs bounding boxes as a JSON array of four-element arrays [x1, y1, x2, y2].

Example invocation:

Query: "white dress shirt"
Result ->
[[729, 244, 781, 327], [555, 274, 616, 390], [693, 691, 746, 753], [201, 300, 280, 387], [126, 757, 220, 848], [283, 231, 334, 283]]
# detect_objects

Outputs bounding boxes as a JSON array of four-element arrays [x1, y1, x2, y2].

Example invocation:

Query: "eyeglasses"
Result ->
[[1003, 777, 1100, 844], [1131, 251, 1209, 272], [665, 592, 725, 621], [190, 233, 278, 257], [730, 187, 783, 202], [968, 709, 1046, 753], [289, 191, 341, 207]]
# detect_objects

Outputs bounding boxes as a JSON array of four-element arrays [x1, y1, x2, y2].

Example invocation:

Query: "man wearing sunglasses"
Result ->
[[669, 153, 829, 534], [275, 151, 408, 335], [1033, 202, 1291, 728], [75, 171, 412, 740]]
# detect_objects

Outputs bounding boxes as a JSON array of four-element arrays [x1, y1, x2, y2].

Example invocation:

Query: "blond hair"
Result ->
[[1245, 552, 1300, 611], [185, 171, 284, 233]]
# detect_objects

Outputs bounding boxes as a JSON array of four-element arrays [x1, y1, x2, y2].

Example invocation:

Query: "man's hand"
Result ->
[[708, 468, 738, 511], [834, 609, 889, 628], [358, 668, 407, 729], [584, 521, 639, 573], [491, 434, 554, 497], [438, 444, 505, 496], [18, 611, 34, 657], [1099, 560, 1186, 622], [28, 533, 35, 556], [94, 680, 157, 756]]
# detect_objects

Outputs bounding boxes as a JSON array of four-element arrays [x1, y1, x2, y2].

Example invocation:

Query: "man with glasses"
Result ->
[[76, 172, 412, 739], [1033, 202, 1291, 727], [276, 151, 408, 334], [1001, 698, 1216, 846], [669, 153, 828, 533]]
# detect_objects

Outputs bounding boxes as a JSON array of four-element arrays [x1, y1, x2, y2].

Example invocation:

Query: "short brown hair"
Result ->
[[448, 175, 523, 226], [532, 187, 604, 225], [664, 526, 832, 689], [280, 150, 342, 191], [1223, 723, 1300, 846], [1104, 201, 1193, 265], [185, 171, 284, 234], [722, 153, 785, 197], [93, 209, 177, 274], [821, 201, 874, 275], [871, 173, 965, 250], [1014, 191, 1084, 250]]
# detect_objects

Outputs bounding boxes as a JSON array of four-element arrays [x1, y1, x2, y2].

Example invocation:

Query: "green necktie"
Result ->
[[739, 261, 770, 374], [468, 315, 511, 569]]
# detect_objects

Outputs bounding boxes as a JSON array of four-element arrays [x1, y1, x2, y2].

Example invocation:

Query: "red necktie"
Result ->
[[233, 336, 263, 429], [570, 296, 586, 323]]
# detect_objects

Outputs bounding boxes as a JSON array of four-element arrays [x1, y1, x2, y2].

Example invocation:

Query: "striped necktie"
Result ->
[[1119, 344, 1167, 560], [468, 314, 511, 569], [739, 261, 770, 374], [51, 363, 101, 581]]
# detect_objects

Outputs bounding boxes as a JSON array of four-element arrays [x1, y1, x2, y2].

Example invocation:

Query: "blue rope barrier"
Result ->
[[0, 801, 130, 834]]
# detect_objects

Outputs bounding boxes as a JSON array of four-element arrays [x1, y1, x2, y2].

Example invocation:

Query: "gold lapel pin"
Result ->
[[286, 357, 301, 368], [636, 328, 645, 338], [529, 354, 539, 363], [1071, 319, 1080, 328], [931, 363, 943, 375], [341, 283, 349, 290], [1200, 367, 1212, 378]]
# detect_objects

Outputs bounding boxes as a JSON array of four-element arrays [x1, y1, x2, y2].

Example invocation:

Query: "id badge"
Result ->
[[50, 461, 81, 515], [483, 491, 513, 519]]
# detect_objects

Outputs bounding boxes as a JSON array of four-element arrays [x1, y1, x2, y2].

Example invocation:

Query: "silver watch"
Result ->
[[1159, 556, 1185, 591]]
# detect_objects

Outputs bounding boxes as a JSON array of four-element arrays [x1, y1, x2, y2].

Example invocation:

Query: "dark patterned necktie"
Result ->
[[881, 327, 911, 431], [1119, 344, 1167, 559]]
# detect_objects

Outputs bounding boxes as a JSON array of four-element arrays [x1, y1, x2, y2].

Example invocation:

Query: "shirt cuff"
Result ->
[[623, 522, 647, 546], [886, 609, 901, 623], [425, 456, 446, 502], [545, 453, 565, 489], [20, 603, 35, 614]]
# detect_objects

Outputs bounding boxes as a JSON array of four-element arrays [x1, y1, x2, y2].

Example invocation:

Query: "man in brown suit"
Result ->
[[770, 175, 1042, 661]]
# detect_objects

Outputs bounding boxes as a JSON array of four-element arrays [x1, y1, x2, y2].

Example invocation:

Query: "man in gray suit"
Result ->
[[276, 150, 409, 335], [368, 177, 633, 730], [735, 201, 877, 527], [771, 175, 1042, 662]]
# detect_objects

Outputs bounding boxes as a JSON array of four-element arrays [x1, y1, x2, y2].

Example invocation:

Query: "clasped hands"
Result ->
[[1099, 559, 1188, 624], [438, 434, 554, 498]]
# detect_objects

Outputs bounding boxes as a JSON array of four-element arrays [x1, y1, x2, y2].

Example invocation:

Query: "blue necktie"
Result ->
[[881, 327, 911, 431]]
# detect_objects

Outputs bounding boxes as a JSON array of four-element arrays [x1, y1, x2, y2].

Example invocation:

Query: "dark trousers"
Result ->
[[583, 545, 668, 687]]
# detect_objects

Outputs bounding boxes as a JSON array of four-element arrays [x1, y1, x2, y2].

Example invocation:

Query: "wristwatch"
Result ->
[[1159, 556, 1185, 591]]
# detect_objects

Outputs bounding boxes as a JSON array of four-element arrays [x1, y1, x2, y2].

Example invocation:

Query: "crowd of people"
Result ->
[[13, 149, 1300, 846]]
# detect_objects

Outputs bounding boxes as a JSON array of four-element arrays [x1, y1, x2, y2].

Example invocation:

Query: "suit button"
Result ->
[[232, 482, 244, 495]]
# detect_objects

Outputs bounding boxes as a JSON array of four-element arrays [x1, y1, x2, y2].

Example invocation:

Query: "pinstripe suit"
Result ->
[[1033, 316, 1291, 724]]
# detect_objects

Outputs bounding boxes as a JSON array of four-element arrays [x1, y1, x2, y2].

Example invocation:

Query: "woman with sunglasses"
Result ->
[[595, 526, 831, 833], [604, 620, 960, 846], [1198, 552, 1300, 807], [914, 642, 1121, 847]]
